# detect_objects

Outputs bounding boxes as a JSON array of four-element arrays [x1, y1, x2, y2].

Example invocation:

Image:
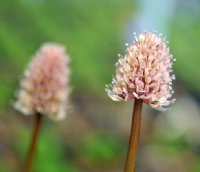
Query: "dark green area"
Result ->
[[78, 132, 125, 166]]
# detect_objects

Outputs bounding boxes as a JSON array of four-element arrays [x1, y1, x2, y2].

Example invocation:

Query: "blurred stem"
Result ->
[[124, 99, 143, 172], [24, 113, 43, 172]]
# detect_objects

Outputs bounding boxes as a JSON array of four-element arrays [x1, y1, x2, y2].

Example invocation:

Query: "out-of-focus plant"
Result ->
[[13, 43, 70, 172]]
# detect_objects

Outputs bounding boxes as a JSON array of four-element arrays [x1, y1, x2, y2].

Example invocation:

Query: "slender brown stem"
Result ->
[[24, 113, 43, 172], [124, 99, 143, 172]]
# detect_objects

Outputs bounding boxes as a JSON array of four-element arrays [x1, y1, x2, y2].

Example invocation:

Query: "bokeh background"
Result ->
[[0, 0, 200, 171]]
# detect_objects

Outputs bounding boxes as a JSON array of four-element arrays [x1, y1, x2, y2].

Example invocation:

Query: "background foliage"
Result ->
[[0, 0, 200, 172]]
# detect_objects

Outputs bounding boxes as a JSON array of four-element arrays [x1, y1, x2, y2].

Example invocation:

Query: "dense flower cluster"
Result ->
[[14, 43, 70, 120], [106, 32, 175, 110]]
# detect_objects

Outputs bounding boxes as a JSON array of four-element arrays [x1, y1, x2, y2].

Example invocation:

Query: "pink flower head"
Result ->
[[106, 32, 175, 110], [14, 43, 70, 120]]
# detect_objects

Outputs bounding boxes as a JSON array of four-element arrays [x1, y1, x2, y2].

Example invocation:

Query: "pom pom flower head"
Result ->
[[14, 43, 70, 120], [106, 32, 175, 172], [106, 32, 175, 110]]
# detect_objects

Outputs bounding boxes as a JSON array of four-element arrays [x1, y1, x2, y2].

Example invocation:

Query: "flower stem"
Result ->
[[124, 99, 143, 172], [24, 113, 43, 172]]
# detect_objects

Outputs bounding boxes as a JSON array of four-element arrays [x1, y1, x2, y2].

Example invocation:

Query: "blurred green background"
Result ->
[[0, 0, 200, 172]]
